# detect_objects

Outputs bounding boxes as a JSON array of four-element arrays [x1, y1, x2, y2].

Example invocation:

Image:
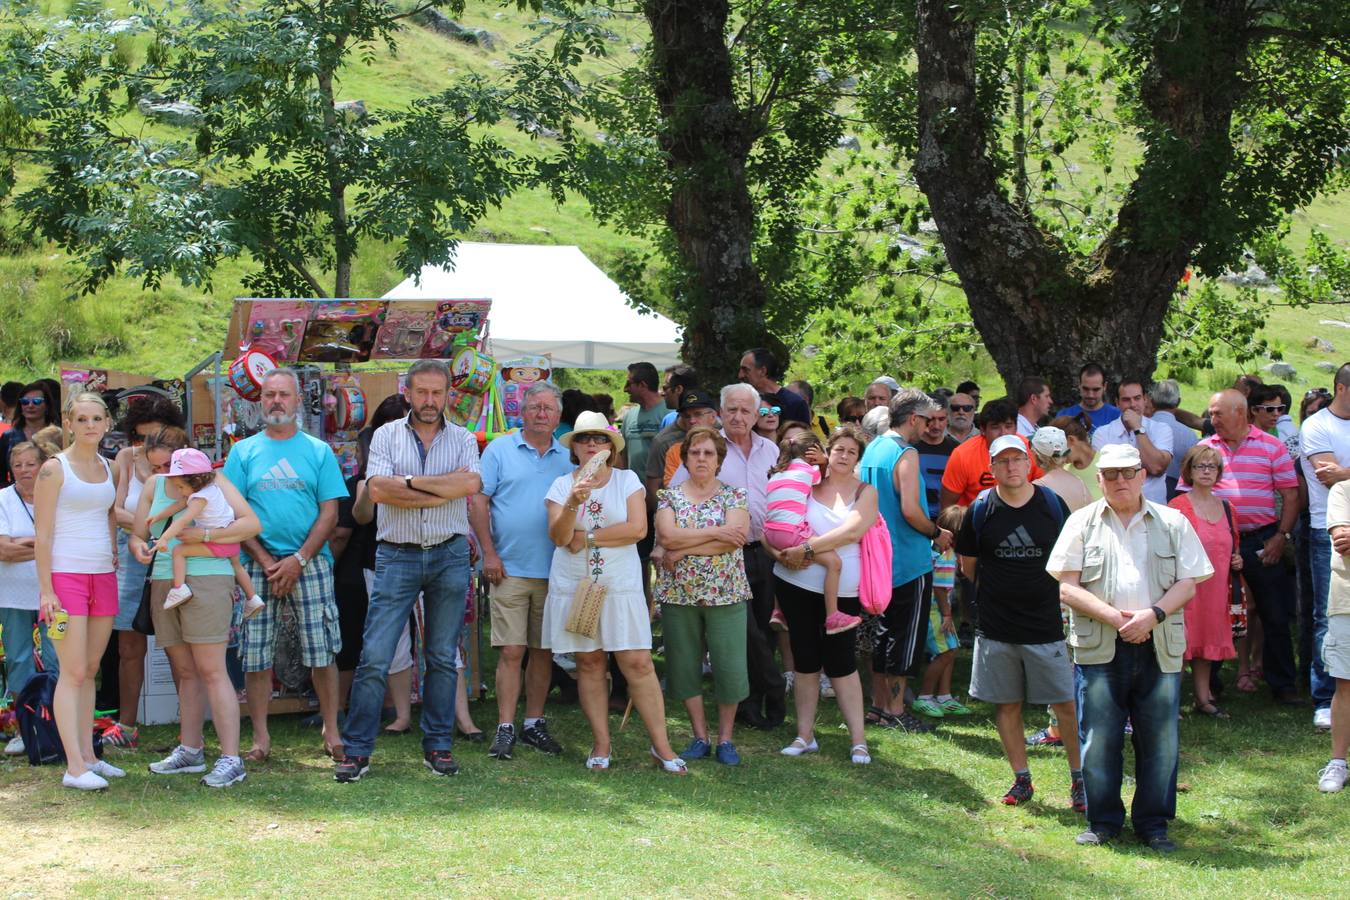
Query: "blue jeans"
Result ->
[[1, 607, 58, 697], [1309, 529, 1334, 709], [1075, 639, 1180, 839], [1239, 524, 1297, 694], [341, 538, 470, 758]]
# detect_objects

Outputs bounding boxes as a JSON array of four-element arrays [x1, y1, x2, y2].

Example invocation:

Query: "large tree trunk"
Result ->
[[644, 0, 771, 382], [913, 0, 1250, 402]]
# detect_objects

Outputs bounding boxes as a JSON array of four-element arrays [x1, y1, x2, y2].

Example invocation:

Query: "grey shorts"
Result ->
[[970, 636, 1075, 705], [1324, 615, 1350, 681]]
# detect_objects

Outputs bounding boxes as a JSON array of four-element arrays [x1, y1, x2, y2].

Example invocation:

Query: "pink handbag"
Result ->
[[858, 514, 893, 615]]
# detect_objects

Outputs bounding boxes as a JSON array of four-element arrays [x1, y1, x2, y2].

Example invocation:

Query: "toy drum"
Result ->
[[451, 347, 494, 395], [335, 385, 367, 430], [228, 349, 277, 401]]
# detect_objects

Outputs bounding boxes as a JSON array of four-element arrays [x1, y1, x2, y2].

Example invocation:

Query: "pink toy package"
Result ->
[[241, 300, 311, 362]]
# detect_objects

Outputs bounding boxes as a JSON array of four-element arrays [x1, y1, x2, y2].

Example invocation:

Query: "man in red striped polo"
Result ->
[[1201, 389, 1302, 705]]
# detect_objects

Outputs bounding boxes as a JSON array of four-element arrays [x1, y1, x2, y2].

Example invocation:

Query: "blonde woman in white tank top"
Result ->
[[34, 391, 122, 791]]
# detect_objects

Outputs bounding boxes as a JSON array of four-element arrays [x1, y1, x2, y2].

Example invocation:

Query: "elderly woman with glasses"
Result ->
[[544, 411, 685, 773], [1168, 445, 1241, 717]]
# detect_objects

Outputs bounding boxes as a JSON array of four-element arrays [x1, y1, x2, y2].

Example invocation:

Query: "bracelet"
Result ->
[[564, 504, 579, 512], [204, 529, 211, 544]]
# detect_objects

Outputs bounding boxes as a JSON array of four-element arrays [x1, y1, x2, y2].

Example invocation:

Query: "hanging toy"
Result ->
[[227, 349, 277, 401]]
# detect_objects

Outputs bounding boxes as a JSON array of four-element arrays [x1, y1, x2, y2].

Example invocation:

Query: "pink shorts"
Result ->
[[51, 571, 119, 618], [763, 521, 815, 552], [203, 541, 241, 559]]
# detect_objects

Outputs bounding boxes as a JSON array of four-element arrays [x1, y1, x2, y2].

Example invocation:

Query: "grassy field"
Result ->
[[2, 657, 1345, 898]]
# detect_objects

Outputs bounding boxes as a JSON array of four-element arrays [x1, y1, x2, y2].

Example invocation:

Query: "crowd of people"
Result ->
[[2, 353, 1348, 852]]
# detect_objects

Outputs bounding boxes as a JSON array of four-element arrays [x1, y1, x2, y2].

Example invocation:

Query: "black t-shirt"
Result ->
[[954, 486, 1071, 645], [335, 475, 377, 576]]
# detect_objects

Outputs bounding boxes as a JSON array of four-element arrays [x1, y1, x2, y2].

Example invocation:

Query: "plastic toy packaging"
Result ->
[[421, 299, 491, 358], [371, 300, 438, 359], [299, 300, 385, 363], [241, 300, 310, 362], [499, 355, 552, 429]]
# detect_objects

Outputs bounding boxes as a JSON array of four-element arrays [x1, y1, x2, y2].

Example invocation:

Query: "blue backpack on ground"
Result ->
[[968, 484, 1066, 546], [14, 671, 103, 767]]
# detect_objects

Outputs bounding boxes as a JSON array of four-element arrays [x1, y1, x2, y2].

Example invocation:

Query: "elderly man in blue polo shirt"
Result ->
[[336, 359, 482, 782], [470, 382, 574, 761]]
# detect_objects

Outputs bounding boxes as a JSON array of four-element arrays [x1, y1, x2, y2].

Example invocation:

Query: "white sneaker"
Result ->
[[90, 759, 126, 779], [163, 584, 193, 610], [149, 744, 207, 775], [1318, 762, 1348, 793], [4, 735, 23, 755], [63, 770, 109, 791], [780, 737, 819, 756], [819, 675, 836, 699], [244, 594, 266, 619], [1313, 707, 1332, 730]]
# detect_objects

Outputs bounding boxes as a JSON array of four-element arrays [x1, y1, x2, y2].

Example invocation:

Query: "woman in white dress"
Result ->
[[544, 412, 685, 773]]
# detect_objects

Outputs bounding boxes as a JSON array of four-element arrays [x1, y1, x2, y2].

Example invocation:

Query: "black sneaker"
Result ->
[[1144, 834, 1177, 853], [1002, 774, 1034, 806], [521, 719, 563, 755], [896, 711, 935, 734], [423, 749, 460, 776], [488, 723, 516, 760], [334, 755, 371, 783]]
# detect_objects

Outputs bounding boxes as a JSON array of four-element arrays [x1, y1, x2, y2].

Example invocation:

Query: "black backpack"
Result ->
[[14, 671, 103, 766]]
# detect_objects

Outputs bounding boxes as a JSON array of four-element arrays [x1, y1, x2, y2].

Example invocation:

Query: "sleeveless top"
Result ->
[[772, 493, 862, 597], [123, 465, 145, 515], [51, 453, 116, 573]]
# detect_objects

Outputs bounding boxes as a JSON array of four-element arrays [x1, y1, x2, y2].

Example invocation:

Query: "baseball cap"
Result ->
[[168, 448, 213, 476], [1097, 444, 1142, 469], [1030, 426, 1068, 457], [988, 434, 1028, 461], [678, 388, 717, 412]]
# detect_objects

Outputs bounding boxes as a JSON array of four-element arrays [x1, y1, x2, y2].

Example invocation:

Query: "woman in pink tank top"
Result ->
[[34, 391, 121, 791]]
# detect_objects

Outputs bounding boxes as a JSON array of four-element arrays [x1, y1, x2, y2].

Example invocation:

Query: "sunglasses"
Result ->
[[574, 433, 612, 445], [841, 416, 862, 424], [20, 397, 45, 407], [1306, 388, 1331, 399], [950, 404, 975, 413], [758, 406, 781, 417], [1100, 467, 1142, 481], [1253, 404, 1287, 414]]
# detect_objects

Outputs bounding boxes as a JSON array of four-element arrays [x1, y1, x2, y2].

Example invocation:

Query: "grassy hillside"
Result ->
[[1, 0, 1345, 410]]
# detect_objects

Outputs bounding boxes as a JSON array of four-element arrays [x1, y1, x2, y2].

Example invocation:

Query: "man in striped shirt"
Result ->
[[1200, 389, 1302, 705], [337, 360, 482, 782]]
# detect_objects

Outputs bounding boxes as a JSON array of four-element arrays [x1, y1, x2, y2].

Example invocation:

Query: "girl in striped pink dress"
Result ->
[[764, 434, 860, 634]]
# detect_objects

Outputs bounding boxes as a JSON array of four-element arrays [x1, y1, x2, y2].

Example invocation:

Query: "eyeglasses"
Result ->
[[840, 416, 862, 424], [758, 406, 781, 417], [1253, 404, 1287, 414], [1306, 388, 1331, 399], [950, 404, 975, 413], [1192, 462, 1219, 472], [1100, 467, 1142, 481], [574, 433, 612, 445], [19, 397, 44, 407], [523, 403, 558, 414]]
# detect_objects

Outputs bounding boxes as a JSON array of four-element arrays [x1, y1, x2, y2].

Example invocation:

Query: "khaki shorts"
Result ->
[[149, 575, 234, 647], [490, 576, 549, 649], [1323, 614, 1350, 681]]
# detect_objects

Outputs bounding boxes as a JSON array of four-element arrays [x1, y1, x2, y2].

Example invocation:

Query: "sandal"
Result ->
[[1235, 673, 1258, 694], [1193, 702, 1230, 720], [649, 746, 688, 774], [867, 707, 901, 729], [850, 743, 872, 765], [585, 755, 611, 770], [243, 746, 270, 763], [323, 741, 344, 760]]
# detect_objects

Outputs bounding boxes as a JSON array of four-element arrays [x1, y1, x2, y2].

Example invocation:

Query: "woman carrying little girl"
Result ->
[[151, 448, 263, 618]]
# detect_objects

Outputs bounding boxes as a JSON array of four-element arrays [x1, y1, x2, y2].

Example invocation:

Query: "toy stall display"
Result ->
[[371, 300, 439, 359], [498, 356, 552, 430], [58, 363, 181, 455], [299, 300, 385, 363], [422, 300, 492, 359]]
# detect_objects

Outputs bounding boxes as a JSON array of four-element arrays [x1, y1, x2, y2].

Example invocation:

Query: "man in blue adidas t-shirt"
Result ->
[[1057, 362, 1121, 432], [955, 434, 1081, 812], [224, 369, 349, 763]]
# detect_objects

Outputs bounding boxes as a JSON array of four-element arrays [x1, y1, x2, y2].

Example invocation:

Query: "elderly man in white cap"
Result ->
[[1046, 444, 1212, 852], [864, 376, 900, 411], [955, 434, 1080, 811]]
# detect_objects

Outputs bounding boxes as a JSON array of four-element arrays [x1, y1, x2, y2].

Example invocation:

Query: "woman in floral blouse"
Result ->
[[655, 426, 753, 766]]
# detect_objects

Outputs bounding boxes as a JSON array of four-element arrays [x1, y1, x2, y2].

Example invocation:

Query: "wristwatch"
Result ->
[[1150, 605, 1166, 623], [802, 542, 815, 561], [293, 551, 309, 569], [404, 474, 414, 490], [1133, 428, 1146, 436], [1281, 531, 1294, 542]]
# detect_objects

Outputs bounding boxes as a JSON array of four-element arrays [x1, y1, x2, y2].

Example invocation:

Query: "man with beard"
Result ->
[[225, 369, 350, 764], [335, 360, 482, 781], [947, 391, 977, 443]]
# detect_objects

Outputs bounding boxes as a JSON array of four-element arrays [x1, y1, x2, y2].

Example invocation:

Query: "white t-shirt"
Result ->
[[0, 486, 39, 611], [1091, 415, 1174, 505], [190, 482, 236, 530], [772, 494, 861, 597], [1299, 408, 1350, 529]]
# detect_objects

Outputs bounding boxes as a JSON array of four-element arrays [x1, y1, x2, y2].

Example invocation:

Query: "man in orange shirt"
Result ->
[[940, 398, 1043, 508]]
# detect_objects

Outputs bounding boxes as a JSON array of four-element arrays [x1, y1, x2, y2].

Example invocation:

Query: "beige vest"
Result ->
[[1066, 500, 1190, 673]]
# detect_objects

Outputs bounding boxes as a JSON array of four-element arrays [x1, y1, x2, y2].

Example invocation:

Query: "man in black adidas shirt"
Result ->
[[955, 434, 1083, 812]]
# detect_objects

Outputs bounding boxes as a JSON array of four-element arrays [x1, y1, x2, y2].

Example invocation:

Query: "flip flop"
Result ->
[[243, 746, 270, 763], [1235, 673, 1258, 693]]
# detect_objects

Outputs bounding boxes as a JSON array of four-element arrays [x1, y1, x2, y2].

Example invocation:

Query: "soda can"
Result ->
[[47, 609, 69, 641]]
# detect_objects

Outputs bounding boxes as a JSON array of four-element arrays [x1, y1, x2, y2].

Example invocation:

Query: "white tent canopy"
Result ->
[[383, 242, 683, 369]]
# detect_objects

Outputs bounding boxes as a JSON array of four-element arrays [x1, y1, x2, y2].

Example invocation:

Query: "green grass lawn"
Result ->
[[3, 658, 1345, 897]]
